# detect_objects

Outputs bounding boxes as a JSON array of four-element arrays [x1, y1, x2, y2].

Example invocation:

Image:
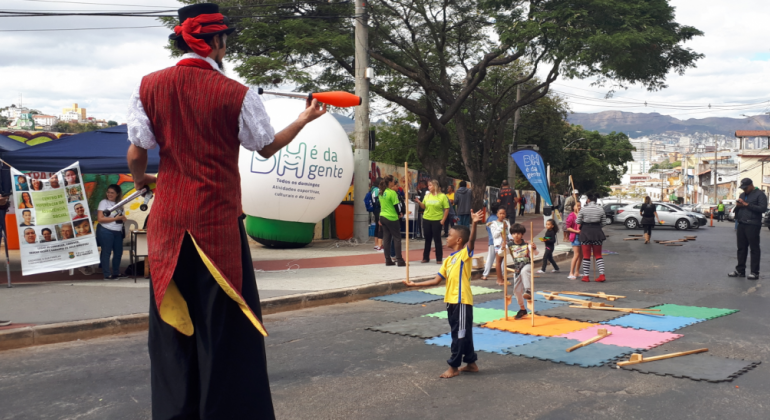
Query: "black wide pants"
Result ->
[[423, 219, 443, 262], [736, 223, 761, 275], [446, 303, 477, 368], [149, 217, 275, 420]]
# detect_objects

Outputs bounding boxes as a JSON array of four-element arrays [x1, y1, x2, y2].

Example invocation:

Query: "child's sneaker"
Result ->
[[581, 276, 590, 282], [550, 269, 559, 273], [595, 274, 606, 282], [523, 289, 532, 300], [536, 269, 545, 274], [514, 309, 528, 320]]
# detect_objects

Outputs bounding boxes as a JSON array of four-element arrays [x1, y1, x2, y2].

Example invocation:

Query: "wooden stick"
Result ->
[[623, 238, 640, 241], [404, 162, 409, 284], [566, 329, 611, 352], [503, 230, 508, 321], [569, 304, 663, 315], [544, 291, 626, 300], [617, 348, 709, 366], [530, 221, 535, 326], [537, 292, 596, 304], [627, 234, 644, 237]]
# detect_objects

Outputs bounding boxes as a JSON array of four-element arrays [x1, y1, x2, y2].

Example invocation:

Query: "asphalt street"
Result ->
[[1, 221, 768, 419]]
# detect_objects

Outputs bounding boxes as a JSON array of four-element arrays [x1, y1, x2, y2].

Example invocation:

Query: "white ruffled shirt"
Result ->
[[127, 53, 275, 152]]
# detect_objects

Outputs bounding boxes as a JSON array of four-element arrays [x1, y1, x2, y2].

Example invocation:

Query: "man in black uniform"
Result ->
[[729, 178, 767, 280]]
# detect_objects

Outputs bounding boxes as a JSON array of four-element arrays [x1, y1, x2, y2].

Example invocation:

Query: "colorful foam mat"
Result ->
[[560, 325, 683, 350], [475, 298, 564, 313], [483, 315, 597, 336], [366, 316, 450, 339], [370, 290, 443, 305], [617, 350, 761, 383], [426, 327, 544, 355], [648, 304, 738, 320], [604, 314, 705, 332], [536, 300, 662, 323], [421, 285, 502, 296], [505, 337, 635, 368], [423, 307, 506, 324]]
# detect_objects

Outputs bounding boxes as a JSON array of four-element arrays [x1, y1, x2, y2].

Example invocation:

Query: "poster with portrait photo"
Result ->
[[10, 162, 98, 275], [67, 185, 84, 203], [14, 174, 30, 192], [18, 208, 36, 227], [70, 201, 89, 221], [63, 167, 81, 187]]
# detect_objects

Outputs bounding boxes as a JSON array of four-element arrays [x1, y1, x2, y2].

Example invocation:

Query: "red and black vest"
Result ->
[[140, 63, 266, 335]]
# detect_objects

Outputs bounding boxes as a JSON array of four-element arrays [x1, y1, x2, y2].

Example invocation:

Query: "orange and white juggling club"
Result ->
[[257, 89, 362, 108]]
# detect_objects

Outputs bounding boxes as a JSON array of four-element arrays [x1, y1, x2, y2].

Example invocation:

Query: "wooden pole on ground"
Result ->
[[530, 221, 535, 326], [404, 162, 410, 284], [617, 348, 708, 367]]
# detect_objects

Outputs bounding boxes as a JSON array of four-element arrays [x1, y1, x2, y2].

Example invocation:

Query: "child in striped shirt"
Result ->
[[506, 223, 539, 319]]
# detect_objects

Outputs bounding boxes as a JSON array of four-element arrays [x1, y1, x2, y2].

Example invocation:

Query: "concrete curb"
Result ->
[[0, 251, 572, 351]]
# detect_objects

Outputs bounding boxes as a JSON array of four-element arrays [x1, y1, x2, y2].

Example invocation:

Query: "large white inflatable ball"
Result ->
[[239, 98, 354, 247]]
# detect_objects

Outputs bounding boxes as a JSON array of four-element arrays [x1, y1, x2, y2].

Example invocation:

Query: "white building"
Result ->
[[33, 115, 58, 128], [60, 111, 82, 122], [1, 105, 30, 120]]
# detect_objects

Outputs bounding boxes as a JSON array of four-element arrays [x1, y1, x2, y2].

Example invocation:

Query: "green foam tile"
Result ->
[[421, 285, 502, 296], [650, 304, 738, 320], [423, 307, 506, 324]]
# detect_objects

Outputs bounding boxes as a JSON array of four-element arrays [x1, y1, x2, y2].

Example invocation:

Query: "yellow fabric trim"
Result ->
[[159, 279, 194, 336], [188, 233, 268, 337]]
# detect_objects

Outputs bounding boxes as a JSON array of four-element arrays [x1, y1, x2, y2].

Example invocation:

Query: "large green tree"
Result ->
[[168, 0, 702, 195]]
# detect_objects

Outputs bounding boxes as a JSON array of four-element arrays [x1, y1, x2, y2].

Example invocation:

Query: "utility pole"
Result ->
[[713, 139, 718, 205], [352, 0, 371, 242], [508, 84, 521, 189]]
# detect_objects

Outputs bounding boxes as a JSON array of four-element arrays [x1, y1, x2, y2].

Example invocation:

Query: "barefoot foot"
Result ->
[[439, 367, 460, 378], [459, 362, 479, 373]]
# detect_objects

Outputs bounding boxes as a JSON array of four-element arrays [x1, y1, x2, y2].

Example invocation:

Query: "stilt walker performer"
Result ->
[[126, 4, 326, 418]]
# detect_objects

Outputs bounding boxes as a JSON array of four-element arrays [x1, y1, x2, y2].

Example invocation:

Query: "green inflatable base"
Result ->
[[245, 216, 315, 249]]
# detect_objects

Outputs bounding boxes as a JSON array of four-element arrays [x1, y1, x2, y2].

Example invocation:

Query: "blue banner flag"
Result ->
[[511, 149, 552, 206]]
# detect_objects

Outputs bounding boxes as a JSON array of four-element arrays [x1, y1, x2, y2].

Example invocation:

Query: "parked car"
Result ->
[[763, 209, 770, 230], [668, 203, 706, 226], [615, 202, 700, 230], [603, 202, 630, 224], [727, 206, 736, 222]]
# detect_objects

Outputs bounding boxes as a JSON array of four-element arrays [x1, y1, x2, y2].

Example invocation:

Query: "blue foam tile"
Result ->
[[505, 337, 635, 367], [603, 313, 705, 332], [370, 290, 443, 305], [476, 298, 565, 313], [425, 327, 544, 355]]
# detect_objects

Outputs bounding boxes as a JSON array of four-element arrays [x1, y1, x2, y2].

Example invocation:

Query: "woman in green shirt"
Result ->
[[415, 179, 449, 264], [378, 175, 405, 266]]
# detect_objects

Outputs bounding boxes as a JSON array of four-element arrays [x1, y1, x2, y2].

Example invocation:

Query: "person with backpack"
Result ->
[[365, 178, 383, 250], [519, 194, 527, 216], [379, 175, 406, 266]]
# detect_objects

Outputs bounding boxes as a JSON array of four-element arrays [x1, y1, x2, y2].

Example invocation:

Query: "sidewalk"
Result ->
[[0, 213, 569, 347]]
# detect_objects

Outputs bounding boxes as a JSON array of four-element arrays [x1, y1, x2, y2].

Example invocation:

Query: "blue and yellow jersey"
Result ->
[[438, 246, 474, 305]]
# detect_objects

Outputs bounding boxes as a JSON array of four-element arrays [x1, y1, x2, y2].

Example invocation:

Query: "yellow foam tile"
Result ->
[[482, 315, 597, 337]]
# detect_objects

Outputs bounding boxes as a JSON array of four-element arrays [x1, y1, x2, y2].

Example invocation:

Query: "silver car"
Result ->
[[615, 202, 700, 230]]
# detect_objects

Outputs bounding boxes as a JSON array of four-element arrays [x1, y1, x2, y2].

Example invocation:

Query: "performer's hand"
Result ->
[[300, 98, 327, 124], [134, 174, 157, 191], [471, 209, 484, 224]]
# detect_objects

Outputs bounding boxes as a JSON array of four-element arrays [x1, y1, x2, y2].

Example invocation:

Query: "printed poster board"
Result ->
[[11, 162, 99, 275]]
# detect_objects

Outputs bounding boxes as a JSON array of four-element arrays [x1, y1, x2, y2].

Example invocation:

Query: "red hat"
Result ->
[[169, 3, 235, 57]]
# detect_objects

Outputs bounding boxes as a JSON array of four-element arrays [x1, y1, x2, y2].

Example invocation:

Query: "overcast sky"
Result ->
[[1, 0, 768, 123]]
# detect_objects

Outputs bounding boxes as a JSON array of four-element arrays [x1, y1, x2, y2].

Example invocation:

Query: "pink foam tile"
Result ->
[[559, 325, 682, 350]]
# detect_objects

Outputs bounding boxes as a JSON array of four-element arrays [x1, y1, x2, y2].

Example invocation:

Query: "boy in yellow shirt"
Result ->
[[404, 209, 484, 378]]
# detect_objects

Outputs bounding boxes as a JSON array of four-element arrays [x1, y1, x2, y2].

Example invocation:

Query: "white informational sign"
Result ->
[[11, 162, 99, 275], [239, 98, 355, 223]]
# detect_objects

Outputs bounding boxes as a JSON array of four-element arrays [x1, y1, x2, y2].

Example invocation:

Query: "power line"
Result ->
[[17, 0, 177, 7], [0, 25, 164, 31]]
